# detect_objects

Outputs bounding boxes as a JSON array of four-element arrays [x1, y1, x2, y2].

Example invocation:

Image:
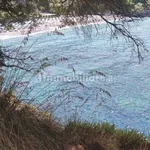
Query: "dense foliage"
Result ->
[[0, 0, 149, 25], [0, 0, 39, 25]]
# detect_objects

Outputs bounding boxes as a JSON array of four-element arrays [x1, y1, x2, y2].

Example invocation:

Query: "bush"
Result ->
[[134, 2, 144, 12]]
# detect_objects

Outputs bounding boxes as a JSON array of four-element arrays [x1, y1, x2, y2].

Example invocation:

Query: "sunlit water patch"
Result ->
[[1, 18, 150, 135]]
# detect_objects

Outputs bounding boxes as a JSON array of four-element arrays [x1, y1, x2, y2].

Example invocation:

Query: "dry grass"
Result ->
[[0, 91, 150, 150], [0, 92, 62, 150], [63, 122, 150, 150]]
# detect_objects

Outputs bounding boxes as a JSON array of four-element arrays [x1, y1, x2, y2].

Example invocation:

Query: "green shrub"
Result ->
[[116, 129, 148, 149]]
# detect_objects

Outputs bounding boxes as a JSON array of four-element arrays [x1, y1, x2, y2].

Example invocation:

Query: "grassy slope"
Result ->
[[0, 92, 150, 150]]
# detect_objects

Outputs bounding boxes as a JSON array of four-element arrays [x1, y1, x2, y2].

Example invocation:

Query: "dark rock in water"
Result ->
[[126, 19, 133, 22], [134, 9, 150, 17]]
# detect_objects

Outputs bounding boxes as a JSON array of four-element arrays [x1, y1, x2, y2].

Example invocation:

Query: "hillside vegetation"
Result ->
[[0, 91, 150, 150]]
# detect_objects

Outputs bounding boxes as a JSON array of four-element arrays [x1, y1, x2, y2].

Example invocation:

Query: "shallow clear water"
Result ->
[[1, 18, 150, 135]]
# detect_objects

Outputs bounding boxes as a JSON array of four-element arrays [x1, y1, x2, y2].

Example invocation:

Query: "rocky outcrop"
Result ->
[[133, 8, 150, 17]]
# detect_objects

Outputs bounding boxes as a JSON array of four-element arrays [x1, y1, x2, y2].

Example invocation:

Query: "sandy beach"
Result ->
[[0, 15, 113, 40]]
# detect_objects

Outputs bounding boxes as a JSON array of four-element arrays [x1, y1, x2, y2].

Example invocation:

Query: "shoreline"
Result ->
[[0, 15, 112, 40]]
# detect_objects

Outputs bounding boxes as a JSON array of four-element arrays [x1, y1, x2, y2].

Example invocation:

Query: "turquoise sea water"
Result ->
[[1, 18, 150, 135]]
